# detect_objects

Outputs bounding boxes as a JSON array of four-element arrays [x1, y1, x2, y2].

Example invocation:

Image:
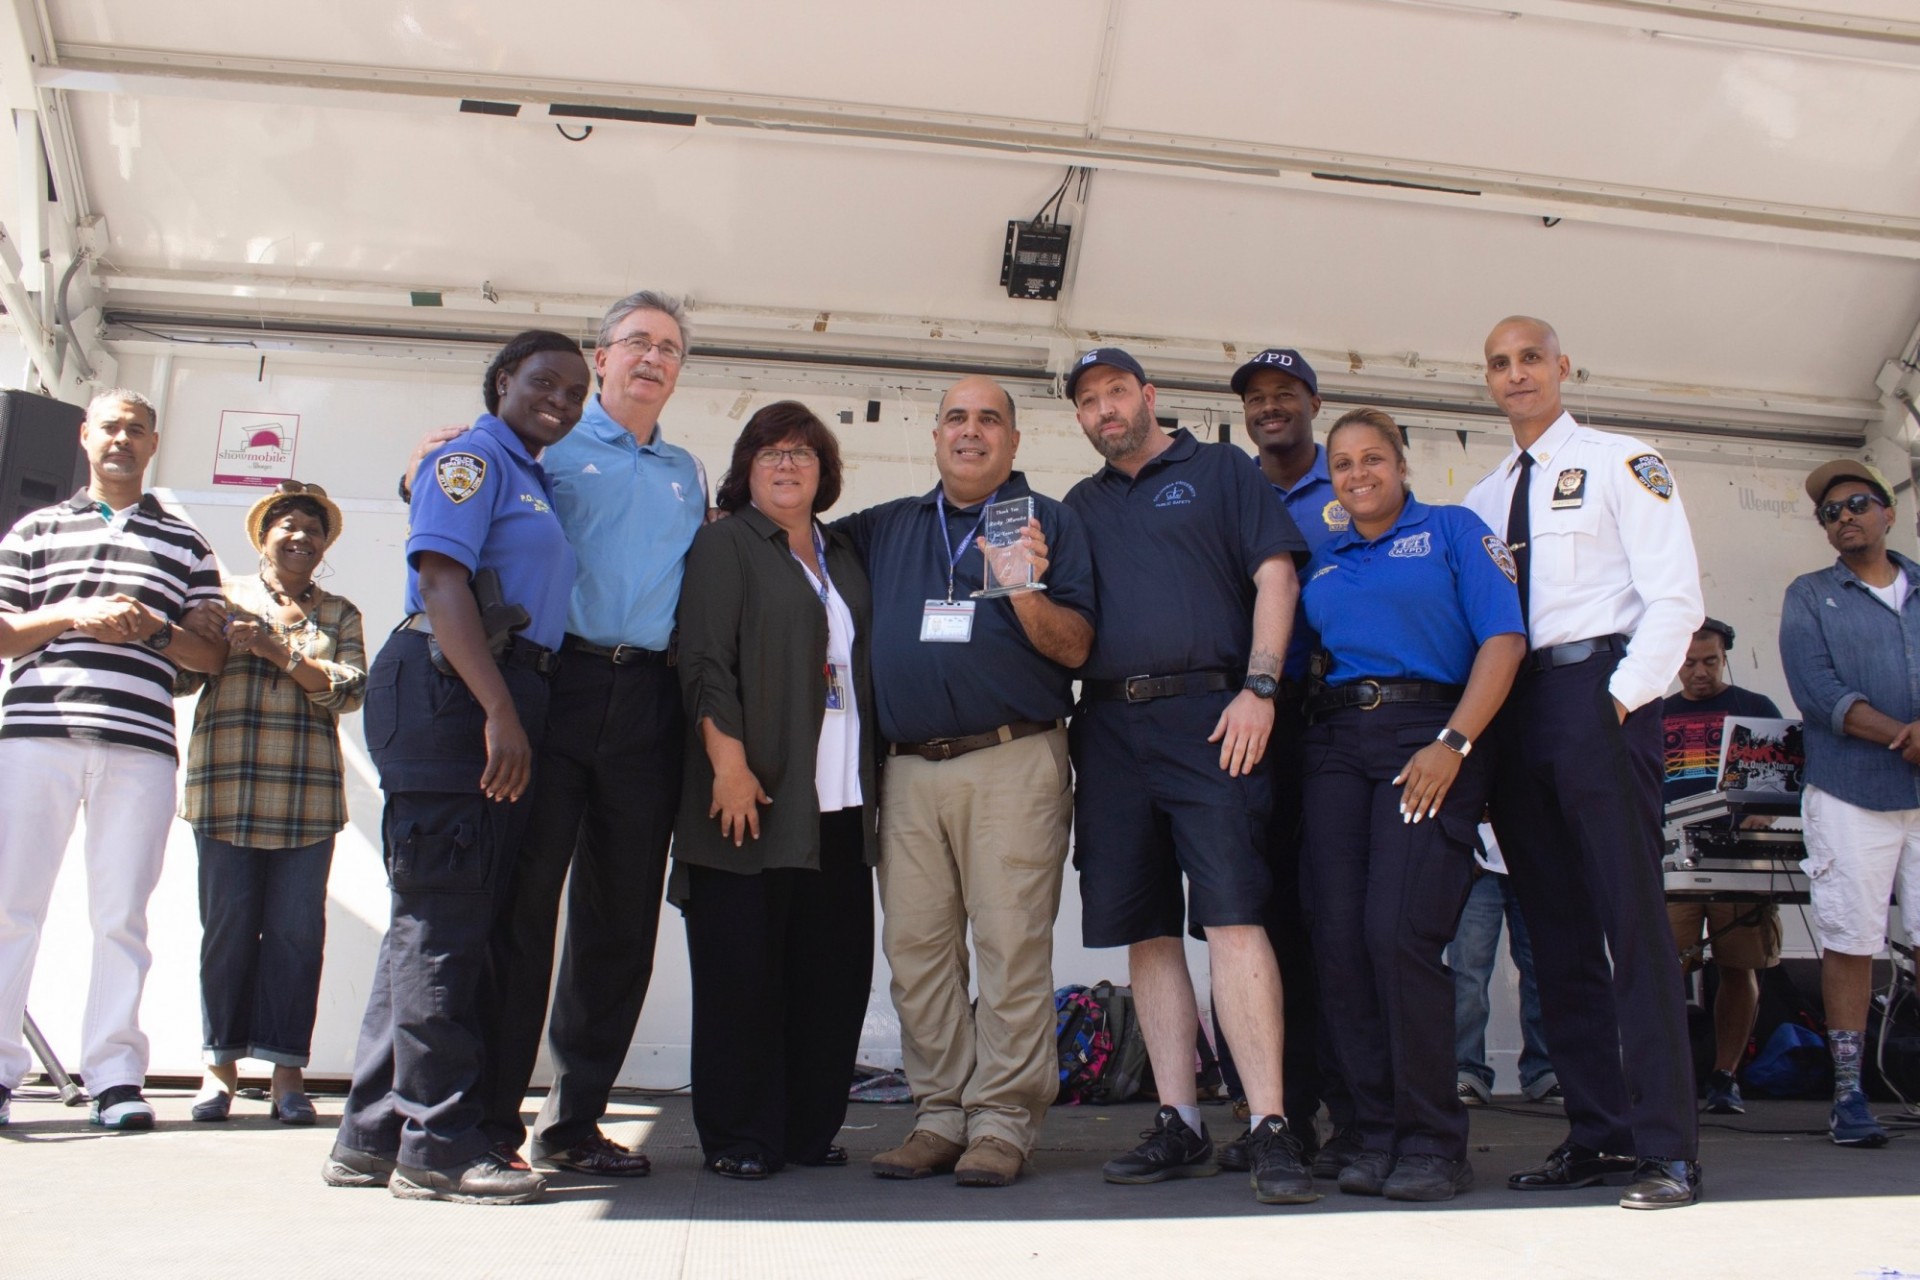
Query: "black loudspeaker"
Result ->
[[0, 389, 86, 536]]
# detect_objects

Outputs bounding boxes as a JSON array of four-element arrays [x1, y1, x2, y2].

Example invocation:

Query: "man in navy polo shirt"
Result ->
[[1213, 348, 1355, 1176], [1063, 347, 1315, 1204], [837, 376, 1095, 1188]]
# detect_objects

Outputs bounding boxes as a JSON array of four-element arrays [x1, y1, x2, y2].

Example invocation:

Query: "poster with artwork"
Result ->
[[1716, 717, 1804, 796], [212, 410, 301, 487]]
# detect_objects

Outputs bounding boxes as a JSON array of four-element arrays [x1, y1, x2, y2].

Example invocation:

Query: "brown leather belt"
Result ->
[[562, 633, 671, 667], [887, 718, 1062, 763]]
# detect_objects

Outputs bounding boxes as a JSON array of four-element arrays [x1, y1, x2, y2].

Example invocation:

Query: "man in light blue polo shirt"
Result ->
[[405, 290, 706, 1177]]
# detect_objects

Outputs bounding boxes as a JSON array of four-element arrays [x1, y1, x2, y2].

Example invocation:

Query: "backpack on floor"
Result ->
[[1054, 985, 1114, 1105]]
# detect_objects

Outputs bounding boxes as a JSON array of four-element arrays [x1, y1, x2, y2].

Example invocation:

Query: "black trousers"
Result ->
[[1211, 696, 1353, 1130], [338, 631, 549, 1171], [1489, 654, 1698, 1161], [481, 651, 684, 1155], [682, 808, 874, 1168], [1302, 702, 1482, 1162]]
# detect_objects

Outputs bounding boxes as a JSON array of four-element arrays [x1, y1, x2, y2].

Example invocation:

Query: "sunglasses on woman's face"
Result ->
[[1818, 492, 1884, 526]]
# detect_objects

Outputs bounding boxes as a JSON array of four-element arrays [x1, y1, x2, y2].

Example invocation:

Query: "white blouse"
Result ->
[[793, 555, 863, 812]]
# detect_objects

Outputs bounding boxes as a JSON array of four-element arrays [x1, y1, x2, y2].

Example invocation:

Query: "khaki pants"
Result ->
[[878, 727, 1072, 1153]]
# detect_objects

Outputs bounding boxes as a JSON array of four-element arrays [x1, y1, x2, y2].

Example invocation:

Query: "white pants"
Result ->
[[0, 737, 177, 1092], [1802, 784, 1920, 956]]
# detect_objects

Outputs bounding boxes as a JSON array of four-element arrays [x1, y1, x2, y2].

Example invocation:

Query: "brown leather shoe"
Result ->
[[871, 1130, 966, 1180], [954, 1135, 1024, 1188], [532, 1131, 652, 1178]]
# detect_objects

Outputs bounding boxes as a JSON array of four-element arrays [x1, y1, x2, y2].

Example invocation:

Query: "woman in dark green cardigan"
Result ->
[[673, 401, 877, 1181]]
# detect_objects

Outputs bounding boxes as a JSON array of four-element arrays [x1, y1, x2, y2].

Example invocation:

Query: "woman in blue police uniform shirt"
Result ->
[[325, 330, 589, 1206], [1298, 409, 1526, 1203]]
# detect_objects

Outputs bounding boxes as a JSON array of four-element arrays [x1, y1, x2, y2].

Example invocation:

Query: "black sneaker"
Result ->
[[1703, 1070, 1744, 1116], [1384, 1153, 1474, 1202], [1310, 1124, 1363, 1179], [88, 1084, 155, 1131], [0, 1082, 10, 1126], [1102, 1106, 1217, 1184], [1216, 1131, 1250, 1173], [1336, 1148, 1393, 1196], [1246, 1116, 1319, 1204]]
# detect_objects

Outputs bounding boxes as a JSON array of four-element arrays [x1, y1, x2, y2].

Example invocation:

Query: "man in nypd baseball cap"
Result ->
[[1230, 348, 1319, 399]]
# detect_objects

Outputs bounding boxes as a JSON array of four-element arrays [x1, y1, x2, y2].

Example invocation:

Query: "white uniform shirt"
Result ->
[[1463, 412, 1703, 713]]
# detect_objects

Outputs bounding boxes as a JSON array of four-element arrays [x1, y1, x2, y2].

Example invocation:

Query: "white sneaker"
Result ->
[[89, 1084, 155, 1130]]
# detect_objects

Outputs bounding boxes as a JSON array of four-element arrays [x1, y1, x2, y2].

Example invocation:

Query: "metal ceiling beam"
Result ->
[[37, 43, 1920, 260]]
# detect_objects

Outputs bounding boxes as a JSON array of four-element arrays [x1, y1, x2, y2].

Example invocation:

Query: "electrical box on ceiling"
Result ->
[[1001, 220, 1071, 301]]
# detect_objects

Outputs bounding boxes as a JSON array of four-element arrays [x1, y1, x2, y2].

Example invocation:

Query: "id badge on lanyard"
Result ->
[[824, 661, 846, 712], [920, 599, 976, 642]]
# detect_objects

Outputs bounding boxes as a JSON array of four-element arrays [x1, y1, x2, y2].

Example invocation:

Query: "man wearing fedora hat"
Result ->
[[0, 388, 227, 1132], [1781, 458, 1920, 1150]]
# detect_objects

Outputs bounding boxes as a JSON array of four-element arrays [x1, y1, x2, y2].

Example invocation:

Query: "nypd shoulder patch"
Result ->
[[1626, 453, 1674, 500], [1483, 534, 1518, 583], [436, 452, 487, 504]]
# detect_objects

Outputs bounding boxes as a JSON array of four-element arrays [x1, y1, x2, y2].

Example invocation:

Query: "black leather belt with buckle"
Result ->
[[1527, 633, 1628, 673], [1082, 671, 1237, 703], [1304, 679, 1465, 721], [562, 634, 670, 667], [887, 718, 1062, 763]]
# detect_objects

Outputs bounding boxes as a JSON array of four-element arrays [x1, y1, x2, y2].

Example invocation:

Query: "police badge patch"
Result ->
[[1483, 535, 1518, 583], [1321, 499, 1351, 531], [1626, 453, 1674, 500], [436, 452, 487, 504]]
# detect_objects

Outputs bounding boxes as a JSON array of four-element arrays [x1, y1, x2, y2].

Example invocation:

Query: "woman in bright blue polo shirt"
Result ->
[[1298, 408, 1526, 1204], [326, 330, 589, 1207]]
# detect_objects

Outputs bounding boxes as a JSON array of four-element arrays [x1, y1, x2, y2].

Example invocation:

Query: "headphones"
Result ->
[[1699, 617, 1735, 652]]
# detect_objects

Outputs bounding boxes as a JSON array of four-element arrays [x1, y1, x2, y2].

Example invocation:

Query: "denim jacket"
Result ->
[[1780, 549, 1920, 812]]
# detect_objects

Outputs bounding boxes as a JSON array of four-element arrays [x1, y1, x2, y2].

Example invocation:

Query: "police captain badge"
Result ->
[[436, 452, 487, 504], [1483, 535, 1518, 583], [1627, 453, 1674, 500]]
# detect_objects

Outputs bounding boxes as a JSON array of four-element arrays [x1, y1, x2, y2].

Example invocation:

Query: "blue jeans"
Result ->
[[196, 833, 336, 1067], [1447, 870, 1553, 1094]]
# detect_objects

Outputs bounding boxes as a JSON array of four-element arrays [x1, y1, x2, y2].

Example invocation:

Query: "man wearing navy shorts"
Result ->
[[1062, 348, 1314, 1205]]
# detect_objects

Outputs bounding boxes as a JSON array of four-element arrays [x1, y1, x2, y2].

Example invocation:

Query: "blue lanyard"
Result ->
[[936, 488, 998, 603], [791, 523, 831, 605]]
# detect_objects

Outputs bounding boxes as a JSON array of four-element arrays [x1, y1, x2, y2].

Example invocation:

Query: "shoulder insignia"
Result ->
[[1626, 453, 1673, 500], [1321, 499, 1350, 531], [436, 452, 487, 504], [1483, 534, 1518, 583]]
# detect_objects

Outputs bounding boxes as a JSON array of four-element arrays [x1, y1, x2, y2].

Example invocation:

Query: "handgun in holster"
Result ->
[[427, 568, 531, 677]]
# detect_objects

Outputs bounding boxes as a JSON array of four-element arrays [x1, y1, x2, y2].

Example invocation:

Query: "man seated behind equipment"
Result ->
[[1660, 617, 1782, 1117]]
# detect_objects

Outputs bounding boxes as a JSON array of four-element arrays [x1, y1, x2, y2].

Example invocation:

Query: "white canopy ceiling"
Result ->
[[1, 0, 1916, 445]]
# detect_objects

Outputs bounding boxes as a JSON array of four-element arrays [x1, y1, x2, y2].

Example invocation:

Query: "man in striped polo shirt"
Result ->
[[0, 388, 226, 1130]]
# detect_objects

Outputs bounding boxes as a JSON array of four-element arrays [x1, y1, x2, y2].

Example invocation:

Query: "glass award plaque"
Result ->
[[972, 495, 1048, 598]]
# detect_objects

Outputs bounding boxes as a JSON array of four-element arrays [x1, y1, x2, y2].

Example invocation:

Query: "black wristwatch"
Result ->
[[1243, 673, 1279, 700], [143, 621, 174, 652]]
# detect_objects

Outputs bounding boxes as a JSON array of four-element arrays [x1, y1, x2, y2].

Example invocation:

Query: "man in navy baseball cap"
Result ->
[[1230, 348, 1318, 399], [1065, 347, 1149, 401]]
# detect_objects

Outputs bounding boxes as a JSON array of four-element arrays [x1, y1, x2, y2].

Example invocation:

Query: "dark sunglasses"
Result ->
[[275, 479, 327, 497], [1818, 492, 1885, 525]]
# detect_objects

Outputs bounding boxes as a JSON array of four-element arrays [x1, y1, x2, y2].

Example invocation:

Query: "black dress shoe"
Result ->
[[1619, 1158, 1701, 1210], [1507, 1141, 1638, 1191], [709, 1154, 771, 1180], [797, 1144, 847, 1167]]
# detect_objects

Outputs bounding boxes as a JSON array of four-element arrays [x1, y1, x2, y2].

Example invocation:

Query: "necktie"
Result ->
[[1506, 450, 1533, 628]]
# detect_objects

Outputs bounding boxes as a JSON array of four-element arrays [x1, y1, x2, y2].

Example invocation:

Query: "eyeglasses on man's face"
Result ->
[[605, 333, 686, 365], [1819, 492, 1885, 526]]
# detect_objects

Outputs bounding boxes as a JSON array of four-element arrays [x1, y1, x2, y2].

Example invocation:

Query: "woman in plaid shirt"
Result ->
[[178, 482, 366, 1125]]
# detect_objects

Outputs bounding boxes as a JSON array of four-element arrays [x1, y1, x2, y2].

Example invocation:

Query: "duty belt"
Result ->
[[1526, 633, 1628, 674], [1304, 679, 1465, 722], [562, 633, 671, 667], [887, 718, 1062, 763], [398, 613, 559, 677], [1082, 671, 1236, 703]]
